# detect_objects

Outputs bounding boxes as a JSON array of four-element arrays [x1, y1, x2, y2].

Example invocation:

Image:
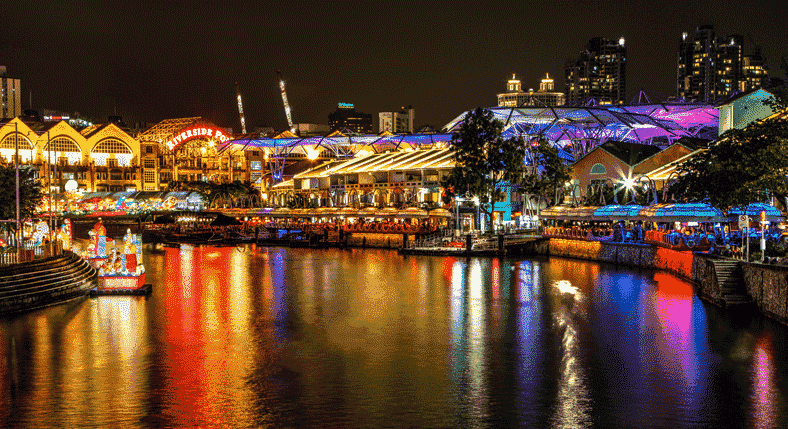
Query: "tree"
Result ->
[[671, 101, 788, 211], [0, 165, 43, 237], [441, 107, 526, 231], [520, 138, 573, 208]]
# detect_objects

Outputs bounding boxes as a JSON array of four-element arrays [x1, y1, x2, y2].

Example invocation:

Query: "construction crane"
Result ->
[[277, 70, 295, 133], [234, 82, 247, 134]]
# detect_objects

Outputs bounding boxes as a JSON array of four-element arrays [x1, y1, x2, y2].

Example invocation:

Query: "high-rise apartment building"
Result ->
[[677, 25, 752, 102], [743, 46, 769, 92], [0, 66, 22, 119], [379, 106, 415, 133], [565, 37, 627, 105], [328, 103, 373, 133]]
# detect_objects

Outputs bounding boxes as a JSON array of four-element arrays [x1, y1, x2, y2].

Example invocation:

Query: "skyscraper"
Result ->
[[379, 106, 415, 133], [677, 25, 747, 102], [565, 37, 627, 105], [743, 46, 769, 92], [328, 103, 373, 133], [0, 66, 22, 119]]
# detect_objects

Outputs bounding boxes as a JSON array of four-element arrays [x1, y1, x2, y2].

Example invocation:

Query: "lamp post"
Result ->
[[14, 122, 20, 250]]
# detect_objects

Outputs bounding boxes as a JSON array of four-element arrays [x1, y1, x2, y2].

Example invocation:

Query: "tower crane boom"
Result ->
[[234, 82, 247, 134], [277, 70, 295, 133]]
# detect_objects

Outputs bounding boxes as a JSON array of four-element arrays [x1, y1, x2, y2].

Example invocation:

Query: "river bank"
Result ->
[[514, 237, 788, 325]]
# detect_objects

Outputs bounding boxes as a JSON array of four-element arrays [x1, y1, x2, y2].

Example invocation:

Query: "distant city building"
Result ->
[[379, 106, 415, 133], [676, 25, 756, 103], [498, 73, 566, 107], [743, 46, 769, 92], [328, 103, 372, 133], [565, 37, 627, 105], [294, 123, 330, 136], [0, 66, 22, 119]]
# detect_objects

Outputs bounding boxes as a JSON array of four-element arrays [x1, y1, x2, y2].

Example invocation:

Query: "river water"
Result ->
[[1, 245, 787, 428]]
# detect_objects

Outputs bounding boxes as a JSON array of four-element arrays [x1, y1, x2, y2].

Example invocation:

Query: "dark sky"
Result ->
[[1, 0, 786, 132]]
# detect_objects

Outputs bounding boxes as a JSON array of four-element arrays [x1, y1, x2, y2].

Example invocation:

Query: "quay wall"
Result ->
[[741, 262, 788, 324], [518, 238, 788, 317], [345, 232, 415, 249]]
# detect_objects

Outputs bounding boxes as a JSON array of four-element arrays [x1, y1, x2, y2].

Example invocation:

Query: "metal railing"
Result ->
[[0, 243, 63, 267]]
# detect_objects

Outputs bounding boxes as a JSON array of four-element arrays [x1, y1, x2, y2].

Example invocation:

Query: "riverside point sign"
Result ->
[[165, 125, 230, 151]]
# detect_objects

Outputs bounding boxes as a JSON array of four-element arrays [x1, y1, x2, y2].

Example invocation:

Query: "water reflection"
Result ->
[[752, 332, 777, 428], [2, 249, 788, 427]]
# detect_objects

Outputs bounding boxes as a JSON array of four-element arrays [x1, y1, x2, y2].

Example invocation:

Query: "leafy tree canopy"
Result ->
[[441, 107, 526, 228], [520, 138, 573, 208], [671, 102, 788, 211], [0, 165, 44, 230]]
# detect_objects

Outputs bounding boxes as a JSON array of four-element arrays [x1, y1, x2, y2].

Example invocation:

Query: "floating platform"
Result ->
[[90, 283, 153, 297]]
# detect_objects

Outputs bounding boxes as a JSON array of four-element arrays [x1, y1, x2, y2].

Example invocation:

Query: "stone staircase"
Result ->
[[711, 259, 751, 307], [0, 251, 97, 315]]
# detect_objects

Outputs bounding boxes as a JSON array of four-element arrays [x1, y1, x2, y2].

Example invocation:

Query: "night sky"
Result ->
[[1, 1, 786, 132]]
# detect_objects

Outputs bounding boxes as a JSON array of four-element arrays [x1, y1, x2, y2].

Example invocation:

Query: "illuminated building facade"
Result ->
[[328, 103, 373, 133], [1, 66, 22, 119], [565, 37, 627, 105], [0, 117, 142, 192], [379, 106, 415, 133], [498, 74, 566, 107], [677, 25, 746, 102], [135, 117, 263, 191]]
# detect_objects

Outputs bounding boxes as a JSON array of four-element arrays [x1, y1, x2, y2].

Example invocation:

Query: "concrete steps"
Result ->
[[711, 259, 751, 307], [0, 251, 97, 315]]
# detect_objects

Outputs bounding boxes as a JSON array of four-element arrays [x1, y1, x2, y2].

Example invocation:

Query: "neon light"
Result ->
[[165, 125, 229, 151], [338, 103, 354, 109]]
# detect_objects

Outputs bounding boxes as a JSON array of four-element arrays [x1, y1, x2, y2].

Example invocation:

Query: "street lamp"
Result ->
[[13, 122, 20, 249]]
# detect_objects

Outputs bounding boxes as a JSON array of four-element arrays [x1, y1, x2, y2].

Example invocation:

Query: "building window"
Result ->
[[144, 171, 156, 183], [590, 163, 607, 174], [143, 158, 156, 168], [92, 138, 132, 154], [108, 158, 118, 167], [145, 145, 153, 154]]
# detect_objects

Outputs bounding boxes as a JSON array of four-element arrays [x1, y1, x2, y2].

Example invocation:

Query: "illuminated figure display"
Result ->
[[57, 218, 72, 251], [93, 218, 107, 257]]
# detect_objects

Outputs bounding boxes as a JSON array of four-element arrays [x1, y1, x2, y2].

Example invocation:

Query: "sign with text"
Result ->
[[165, 125, 230, 151], [738, 215, 750, 229]]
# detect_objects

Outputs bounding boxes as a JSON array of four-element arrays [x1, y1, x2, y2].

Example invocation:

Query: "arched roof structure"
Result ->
[[443, 104, 718, 148], [220, 103, 717, 163]]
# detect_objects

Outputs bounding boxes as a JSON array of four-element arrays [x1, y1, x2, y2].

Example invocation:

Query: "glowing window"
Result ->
[[45, 137, 81, 154], [0, 134, 33, 150], [590, 163, 607, 174], [92, 138, 132, 154]]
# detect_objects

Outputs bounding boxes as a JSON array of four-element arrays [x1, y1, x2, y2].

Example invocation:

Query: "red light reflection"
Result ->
[[752, 332, 776, 429]]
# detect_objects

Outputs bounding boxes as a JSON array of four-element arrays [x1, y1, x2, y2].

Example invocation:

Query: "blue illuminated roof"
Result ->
[[728, 203, 783, 222], [636, 203, 726, 222], [593, 204, 643, 220]]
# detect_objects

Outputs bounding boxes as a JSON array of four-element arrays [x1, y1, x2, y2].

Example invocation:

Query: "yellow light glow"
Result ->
[[554, 280, 579, 295], [304, 146, 320, 160]]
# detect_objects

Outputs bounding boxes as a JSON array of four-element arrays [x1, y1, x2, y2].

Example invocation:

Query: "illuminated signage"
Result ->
[[165, 125, 230, 151], [338, 102, 354, 109]]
